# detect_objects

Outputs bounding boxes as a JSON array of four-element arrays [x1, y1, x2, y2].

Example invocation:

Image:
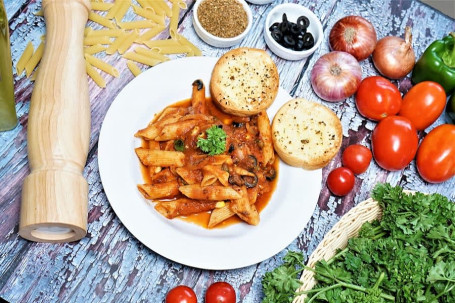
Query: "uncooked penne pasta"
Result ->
[[136, 0, 153, 9], [25, 41, 44, 78], [84, 44, 107, 55], [168, 0, 181, 36], [153, 44, 193, 55], [114, 0, 131, 23], [126, 60, 142, 77], [85, 54, 119, 77], [16, 41, 34, 75], [155, 199, 217, 219], [137, 181, 180, 200], [87, 28, 123, 38], [105, 33, 128, 55], [138, 25, 167, 42], [85, 61, 106, 88], [90, 1, 114, 11], [143, 38, 181, 48], [155, 0, 172, 17], [179, 185, 242, 201], [88, 12, 116, 29], [117, 30, 140, 54], [135, 47, 170, 62], [118, 20, 155, 30], [123, 51, 162, 67], [143, 0, 166, 16], [135, 148, 185, 167], [131, 5, 165, 25], [84, 35, 111, 46], [105, 0, 123, 19], [257, 111, 275, 165], [174, 33, 202, 56]]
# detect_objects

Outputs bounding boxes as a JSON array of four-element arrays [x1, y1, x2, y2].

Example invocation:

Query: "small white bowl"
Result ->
[[264, 3, 323, 60], [193, 0, 253, 48]]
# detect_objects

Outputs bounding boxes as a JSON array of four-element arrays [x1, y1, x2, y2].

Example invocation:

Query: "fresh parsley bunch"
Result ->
[[197, 125, 226, 155]]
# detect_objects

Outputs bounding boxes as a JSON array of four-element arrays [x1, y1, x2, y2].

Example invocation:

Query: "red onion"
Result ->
[[372, 26, 415, 79], [311, 51, 362, 102], [329, 16, 377, 61]]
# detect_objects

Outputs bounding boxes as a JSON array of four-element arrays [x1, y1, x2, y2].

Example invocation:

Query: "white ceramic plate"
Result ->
[[98, 56, 322, 270]]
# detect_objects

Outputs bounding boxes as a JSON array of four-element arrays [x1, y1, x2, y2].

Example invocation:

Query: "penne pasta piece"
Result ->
[[202, 165, 230, 187], [85, 61, 106, 88], [84, 35, 112, 46], [16, 41, 34, 75], [126, 60, 142, 77], [86, 28, 124, 38], [117, 30, 140, 54], [168, 0, 181, 36], [138, 25, 167, 42], [208, 204, 235, 228], [175, 167, 202, 185], [135, 47, 170, 62], [29, 67, 39, 81], [155, 0, 172, 17], [114, 0, 131, 23], [84, 27, 93, 36], [88, 12, 116, 29], [25, 41, 44, 78], [257, 111, 275, 165], [122, 51, 162, 67], [135, 112, 183, 139], [155, 107, 185, 122], [84, 44, 107, 55], [132, 5, 166, 25], [174, 33, 202, 56], [191, 79, 208, 114], [230, 186, 259, 225], [136, 0, 152, 9], [192, 155, 233, 169], [90, 1, 114, 11], [135, 148, 185, 167], [149, 168, 177, 183], [155, 119, 201, 141], [179, 185, 241, 200], [118, 20, 155, 30], [105, 0, 123, 19], [85, 54, 119, 77], [153, 44, 193, 55], [137, 181, 180, 199], [105, 32, 128, 55], [155, 199, 217, 219], [143, 38, 182, 48]]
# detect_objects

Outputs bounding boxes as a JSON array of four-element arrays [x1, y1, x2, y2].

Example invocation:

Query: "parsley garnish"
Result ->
[[197, 125, 226, 155], [262, 183, 455, 303]]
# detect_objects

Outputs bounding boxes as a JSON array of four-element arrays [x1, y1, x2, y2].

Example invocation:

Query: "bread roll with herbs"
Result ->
[[210, 48, 279, 116], [272, 98, 342, 169]]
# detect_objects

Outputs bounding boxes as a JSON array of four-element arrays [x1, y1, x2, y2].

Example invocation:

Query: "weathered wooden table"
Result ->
[[1, 0, 454, 302]]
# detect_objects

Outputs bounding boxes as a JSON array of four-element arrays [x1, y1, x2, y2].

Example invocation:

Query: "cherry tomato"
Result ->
[[355, 76, 402, 121], [166, 286, 197, 303], [399, 81, 446, 130], [416, 124, 455, 183], [341, 144, 372, 175], [327, 167, 355, 196], [371, 116, 418, 171], [205, 282, 236, 303]]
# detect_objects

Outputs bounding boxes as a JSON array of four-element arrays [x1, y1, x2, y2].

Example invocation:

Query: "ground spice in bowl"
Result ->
[[197, 0, 248, 38]]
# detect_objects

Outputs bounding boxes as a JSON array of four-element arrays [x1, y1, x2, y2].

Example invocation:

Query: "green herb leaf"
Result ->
[[197, 125, 226, 155]]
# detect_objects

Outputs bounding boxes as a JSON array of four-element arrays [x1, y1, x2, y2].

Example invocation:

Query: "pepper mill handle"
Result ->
[[20, 0, 91, 242]]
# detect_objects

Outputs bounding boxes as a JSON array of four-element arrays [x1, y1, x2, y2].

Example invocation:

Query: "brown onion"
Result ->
[[372, 26, 416, 79], [329, 16, 377, 61]]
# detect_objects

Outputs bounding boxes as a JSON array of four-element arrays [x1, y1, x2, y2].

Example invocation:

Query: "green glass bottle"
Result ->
[[0, 0, 17, 131]]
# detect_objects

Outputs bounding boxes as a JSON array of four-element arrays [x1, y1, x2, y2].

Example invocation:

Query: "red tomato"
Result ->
[[416, 124, 455, 183], [371, 116, 418, 171], [399, 81, 446, 130], [327, 167, 355, 196], [205, 282, 236, 303], [355, 76, 402, 121], [341, 144, 373, 174], [166, 286, 197, 303]]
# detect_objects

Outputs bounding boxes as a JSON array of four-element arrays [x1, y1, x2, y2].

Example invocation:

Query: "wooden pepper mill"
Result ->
[[20, 0, 91, 242]]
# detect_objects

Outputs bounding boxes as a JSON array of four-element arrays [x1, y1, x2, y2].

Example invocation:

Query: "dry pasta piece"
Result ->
[[90, 2, 114, 11], [135, 148, 185, 167], [126, 60, 142, 77], [118, 20, 156, 30], [85, 61, 106, 88], [88, 12, 116, 28], [143, 39, 181, 48], [169, 0, 181, 35], [123, 51, 162, 67], [114, 0, 131, 23], [87, 28, 123, 38], [135, 47, 169, 62], [25, 41, 44, 78], [137, 181, 180, 199], [84, 44, 107, 55], [143, 0, 166, 16], [155, 0, 172, 17], [136, 0, 153, 9], [84, 35, 111, 46], [105, 0, 123, 19], [16, 41, 34, 75], [105, 32, 128, 55], [138, 25, 167, 42], [117, 30, 140, 54], [155, 199, 217, 219], [30, 66, 39, 81], [131, 5, 165, 25], [179, 185, 242, 200], [85, 54, 119, 77], [174, 33, 202, 56]]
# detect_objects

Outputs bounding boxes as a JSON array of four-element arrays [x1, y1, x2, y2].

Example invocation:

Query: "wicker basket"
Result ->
[[293, 198, 383, 303]]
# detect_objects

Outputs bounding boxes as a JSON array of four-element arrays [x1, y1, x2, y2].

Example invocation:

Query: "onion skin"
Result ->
[[329, 16, 377, 61], [373, 26, 415, 79], [311, 51, 362, 102]]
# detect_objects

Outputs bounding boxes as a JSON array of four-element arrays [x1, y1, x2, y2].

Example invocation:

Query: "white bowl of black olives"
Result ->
[[264, 3, 323, 60]]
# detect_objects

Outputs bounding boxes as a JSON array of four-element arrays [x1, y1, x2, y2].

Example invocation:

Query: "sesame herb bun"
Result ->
[[272, 98, 342, 169], [210, 48, 279, 117]]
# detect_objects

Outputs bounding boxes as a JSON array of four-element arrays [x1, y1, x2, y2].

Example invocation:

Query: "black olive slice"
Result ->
[[269, 22, 280, 32], [302, 32, 314, 48], [290, 22, 301, 35], [283, 34, 296, 47], [297, 16, 310, 29], [232, 121, 244, 127], [271, 28, 283, 42], [243, 174, 258, 188]]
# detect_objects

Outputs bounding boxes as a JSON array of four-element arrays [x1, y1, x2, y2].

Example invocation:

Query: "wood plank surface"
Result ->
[[1, 0, 454, 302]]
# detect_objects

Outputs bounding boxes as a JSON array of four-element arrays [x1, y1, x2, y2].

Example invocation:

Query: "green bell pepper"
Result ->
[[411, 32, 455, 94]]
